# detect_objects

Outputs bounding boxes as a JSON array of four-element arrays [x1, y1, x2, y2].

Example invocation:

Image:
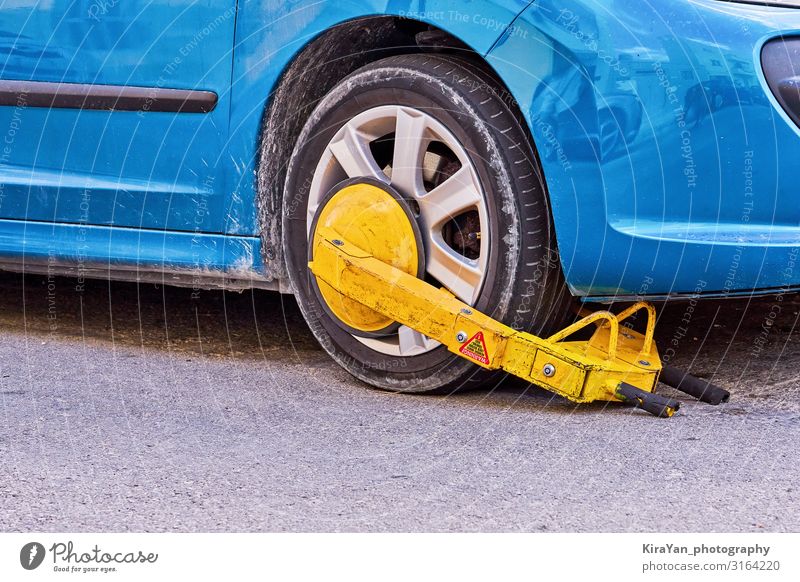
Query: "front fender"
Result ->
[[488, 0, 800, 299]]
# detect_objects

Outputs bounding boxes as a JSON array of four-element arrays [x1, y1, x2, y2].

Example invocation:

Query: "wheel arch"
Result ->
[[253, 13, 526, 280]]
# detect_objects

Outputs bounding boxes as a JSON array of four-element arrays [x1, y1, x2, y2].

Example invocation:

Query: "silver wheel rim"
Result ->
[[307, 105, 489, 356]]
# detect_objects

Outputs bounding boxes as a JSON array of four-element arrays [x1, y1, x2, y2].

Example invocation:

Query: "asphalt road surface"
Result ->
[[0, 272, 798, 532]]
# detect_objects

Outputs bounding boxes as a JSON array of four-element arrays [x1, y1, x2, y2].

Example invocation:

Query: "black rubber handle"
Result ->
[[659, 366, 730, 405], [615, 382, 681, 418]]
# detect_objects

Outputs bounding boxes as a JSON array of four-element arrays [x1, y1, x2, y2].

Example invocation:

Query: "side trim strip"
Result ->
[[0, 80, 217, 113]]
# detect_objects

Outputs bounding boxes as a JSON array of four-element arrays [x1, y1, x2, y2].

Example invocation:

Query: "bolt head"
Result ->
[[542, 363, 556, 377], [456, 331, 467, 343], [638, 360, 650, 367], [461, 308, 473, 315], [332, 239, 344, 246]]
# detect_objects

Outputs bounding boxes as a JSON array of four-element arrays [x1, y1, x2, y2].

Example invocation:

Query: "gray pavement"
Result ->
[[0, 272, 797, 532]]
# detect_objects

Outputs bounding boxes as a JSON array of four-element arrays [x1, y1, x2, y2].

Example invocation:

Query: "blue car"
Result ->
[[1, 0, 799, 391]]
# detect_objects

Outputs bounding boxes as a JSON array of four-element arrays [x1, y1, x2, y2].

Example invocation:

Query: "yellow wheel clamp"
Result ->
[[307, 179, 730, 417]]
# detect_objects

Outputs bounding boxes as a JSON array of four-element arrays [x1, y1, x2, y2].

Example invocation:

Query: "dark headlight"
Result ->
[[762, 36, 800, 129], [720, 1, 800, 7]]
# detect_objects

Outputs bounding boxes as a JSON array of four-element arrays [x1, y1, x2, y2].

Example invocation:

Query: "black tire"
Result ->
[[281, 53, 572, 393]]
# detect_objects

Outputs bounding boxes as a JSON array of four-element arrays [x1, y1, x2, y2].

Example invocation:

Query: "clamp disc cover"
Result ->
[[308, 177, 425, 337]]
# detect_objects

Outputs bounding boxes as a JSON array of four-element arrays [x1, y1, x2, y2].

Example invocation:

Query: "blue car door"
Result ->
[[0, 0, 236, 233]]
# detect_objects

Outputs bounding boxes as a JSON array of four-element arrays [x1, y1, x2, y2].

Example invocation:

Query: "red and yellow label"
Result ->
[[459, 331, 490, 365]]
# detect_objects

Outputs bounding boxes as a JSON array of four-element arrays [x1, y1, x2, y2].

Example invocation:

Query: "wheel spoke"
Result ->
[[426, 237, 483, 303], [328, 124, 385, 180], [309, 104, 490, 357], [397, 325, 438, 355], [390, 107, 428, 197], [418, 165, 482, 229]]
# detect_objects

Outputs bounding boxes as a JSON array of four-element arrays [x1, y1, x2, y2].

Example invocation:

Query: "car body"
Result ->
[[0, 0, 798, 302]]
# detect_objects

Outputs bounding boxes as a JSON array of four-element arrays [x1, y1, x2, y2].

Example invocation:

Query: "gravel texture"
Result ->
[[0, 273, 797, 532]]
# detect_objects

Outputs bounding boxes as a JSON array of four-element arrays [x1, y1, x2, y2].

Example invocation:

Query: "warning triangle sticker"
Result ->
[[458, 331, 490, 365]]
